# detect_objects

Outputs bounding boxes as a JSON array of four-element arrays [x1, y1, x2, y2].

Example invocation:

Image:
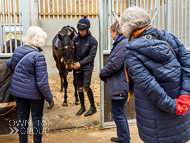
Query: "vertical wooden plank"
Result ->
[[85, 0, 88, 18], [11, 0, 13, 23], [96, 0, 98, 19], [40, 0, 43, 19], [80, 0, 84, 18], [44, 0, 47, 19], [70, 0, 72, 19], [45, 0, 49, 19], [54, 0, 57, 19], [76, 0, 79, 19], [92, 0, 94, 19], [118, 0, 120, 17], [93, 0, 96, 19], [79, 0, 81, 18], [57, 0, 59, 19], [67, 0, 71, 19], [38, 0, 40, 19], [63, 0, 66, 19], [42, 0, 45, 19], [60, 0, 63, 19], [72, 0, 75, 19], [74, 0, 77, 19], [58, 0, 62, 19], [89, 0, 92, 19], [122, 0, 125, 12], [49, 0, 53, 19]]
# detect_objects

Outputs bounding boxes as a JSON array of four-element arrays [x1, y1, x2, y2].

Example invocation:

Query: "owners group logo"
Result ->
[[9, 120, 50, 135]]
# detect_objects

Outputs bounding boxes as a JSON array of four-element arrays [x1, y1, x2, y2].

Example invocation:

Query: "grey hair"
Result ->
[[110, 20, 123, 35], [119, 6, 151, 38], [22, 26, 47, 48]]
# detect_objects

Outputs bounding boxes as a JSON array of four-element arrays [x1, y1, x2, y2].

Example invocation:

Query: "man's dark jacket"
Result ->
[[74, 33, 98, 71]]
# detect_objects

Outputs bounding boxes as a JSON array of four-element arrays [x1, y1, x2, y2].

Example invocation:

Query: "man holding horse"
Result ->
[[73, 15, 98, 117]]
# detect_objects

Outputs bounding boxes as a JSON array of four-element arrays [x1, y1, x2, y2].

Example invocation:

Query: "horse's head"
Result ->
[[58, 27, 75, 71]]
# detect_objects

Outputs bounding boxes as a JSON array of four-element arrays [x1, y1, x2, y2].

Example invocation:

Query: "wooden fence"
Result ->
[[38, 0, 168, 20], [38, 0, 99, 19], [0, 0, 22, 23], [0, 0, 168, 22]]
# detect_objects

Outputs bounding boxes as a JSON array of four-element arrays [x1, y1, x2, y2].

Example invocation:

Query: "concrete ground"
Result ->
[[0, 125, 142, 143], [1, 125, 190, 143]]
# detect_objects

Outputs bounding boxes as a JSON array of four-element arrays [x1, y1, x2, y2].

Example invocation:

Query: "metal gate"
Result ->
[[0, 0, 31, 58], [99, 0, 190, 128], [0, 0, 31, 135]]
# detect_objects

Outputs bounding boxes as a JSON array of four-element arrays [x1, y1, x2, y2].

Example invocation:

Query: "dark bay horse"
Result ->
[[2, 39, 21, 53], [52, 26, 79, 107]]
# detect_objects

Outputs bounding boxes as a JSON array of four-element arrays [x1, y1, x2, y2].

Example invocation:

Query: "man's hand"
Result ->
[[60, 58, 64, 63], [73, 62, 80, 70]]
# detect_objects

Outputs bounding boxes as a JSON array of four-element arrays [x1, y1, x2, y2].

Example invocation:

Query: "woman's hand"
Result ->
[[47, 100, 54, 110]]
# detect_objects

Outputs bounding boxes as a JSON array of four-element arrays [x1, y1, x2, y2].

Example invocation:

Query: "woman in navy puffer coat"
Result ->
[[100, 21, 130, 143], [7, 26, 54, 143], [120, 7, 190, 143]]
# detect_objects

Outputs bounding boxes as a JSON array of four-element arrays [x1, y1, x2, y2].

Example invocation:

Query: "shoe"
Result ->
[[110, 137, 119, 142], [76, 106, 86, 115], [84, 106, 97, 117]]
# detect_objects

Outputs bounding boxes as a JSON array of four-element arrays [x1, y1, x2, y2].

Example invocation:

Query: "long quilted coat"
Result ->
[[125, 27, 190, 143], [7, 45, 53, 102]]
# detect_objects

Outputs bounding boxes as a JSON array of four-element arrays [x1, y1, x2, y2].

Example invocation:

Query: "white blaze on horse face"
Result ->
[[65, 46, 68, 49]]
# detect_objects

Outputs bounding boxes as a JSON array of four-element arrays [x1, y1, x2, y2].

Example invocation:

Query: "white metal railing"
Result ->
[[0, 0, 23, 57], [99, 0, 190, 129], [103, 0, 190, 52]]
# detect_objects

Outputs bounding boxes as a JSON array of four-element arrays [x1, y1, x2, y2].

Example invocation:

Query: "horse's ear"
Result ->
[[69, 32, 74, 40], [58, 33, 64, 41]]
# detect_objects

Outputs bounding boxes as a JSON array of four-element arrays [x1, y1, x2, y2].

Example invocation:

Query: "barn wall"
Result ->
[[38, 19, 100, 77]]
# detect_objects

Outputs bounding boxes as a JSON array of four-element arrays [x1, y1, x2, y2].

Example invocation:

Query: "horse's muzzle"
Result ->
[[65, 63, 73, 71]]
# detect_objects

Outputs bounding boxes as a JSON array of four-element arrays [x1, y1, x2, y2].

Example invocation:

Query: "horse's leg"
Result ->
[[73, 70, 79, 105], [62, 74, 68, 107], [59, 72, 63, 92]]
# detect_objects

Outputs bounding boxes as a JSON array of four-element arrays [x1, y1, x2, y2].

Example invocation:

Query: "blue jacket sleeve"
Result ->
[[35, 54, 53, 103], [126, 50, 176, 114], [174, 38, 190, 95], [100, 42, 125, 77], [7, 57, 12, 69]]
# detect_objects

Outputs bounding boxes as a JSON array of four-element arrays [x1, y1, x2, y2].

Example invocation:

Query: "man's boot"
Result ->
[[84, 90, 97, 117], [76, 92, 86, 115]]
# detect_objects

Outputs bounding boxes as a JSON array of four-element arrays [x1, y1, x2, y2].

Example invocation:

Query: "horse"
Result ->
[[52, 26, 79, 107], [2, 39, 21, 53]]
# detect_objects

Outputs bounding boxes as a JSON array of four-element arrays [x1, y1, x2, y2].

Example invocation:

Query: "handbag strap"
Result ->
[[14, 51, 38, 72], [139, 35, 177, 59]]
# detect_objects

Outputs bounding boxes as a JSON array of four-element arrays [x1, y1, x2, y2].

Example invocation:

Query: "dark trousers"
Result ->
[[75, 70, 92, 91], [111, 98, 130, 143], [14, 97, 44, 143]]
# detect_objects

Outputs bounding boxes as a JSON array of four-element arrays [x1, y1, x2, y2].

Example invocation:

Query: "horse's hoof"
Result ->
[[62, 103, 68, 107], [75, 102, 80, 105]]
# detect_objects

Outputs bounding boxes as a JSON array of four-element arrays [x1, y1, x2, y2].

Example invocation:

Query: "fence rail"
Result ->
[[38, 0, 99, 19], [0, 0, 23, 56], [0, 0, 22, 23]]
